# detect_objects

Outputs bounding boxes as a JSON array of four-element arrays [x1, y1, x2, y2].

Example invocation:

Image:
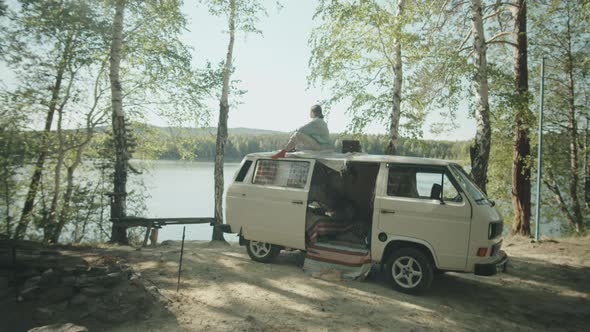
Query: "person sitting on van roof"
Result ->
[[271, 104, 331, 159]]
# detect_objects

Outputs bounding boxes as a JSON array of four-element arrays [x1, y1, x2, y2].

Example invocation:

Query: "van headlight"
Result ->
[[488, 223, 503, 239]]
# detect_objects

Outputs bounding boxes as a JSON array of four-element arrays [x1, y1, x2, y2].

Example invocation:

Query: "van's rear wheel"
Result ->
[[386, 248, 434, 294], [246, 240, 280, 263]]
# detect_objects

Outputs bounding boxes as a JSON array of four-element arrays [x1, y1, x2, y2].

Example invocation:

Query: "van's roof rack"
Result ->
[[246, 150, 454, 172]]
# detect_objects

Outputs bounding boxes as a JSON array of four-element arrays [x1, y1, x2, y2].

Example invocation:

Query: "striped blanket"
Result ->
[[306, 219, 355, 244], [303, 243, 372, 280]]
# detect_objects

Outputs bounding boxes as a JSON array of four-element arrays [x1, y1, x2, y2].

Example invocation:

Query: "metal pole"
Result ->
[[534, 58, 545, 241], [177, 226, 186, 292]]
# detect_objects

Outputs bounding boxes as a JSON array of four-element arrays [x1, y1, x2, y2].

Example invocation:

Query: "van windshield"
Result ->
[[449, 164, 490, 205]]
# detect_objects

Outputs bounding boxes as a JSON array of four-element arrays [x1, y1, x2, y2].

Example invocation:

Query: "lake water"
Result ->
[[130, 160, 240, 242]]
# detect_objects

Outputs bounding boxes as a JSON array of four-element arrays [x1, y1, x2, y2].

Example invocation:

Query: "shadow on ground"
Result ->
[[92, 241, 590, 331]]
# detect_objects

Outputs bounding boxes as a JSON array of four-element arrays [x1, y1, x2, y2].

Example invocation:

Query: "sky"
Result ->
[[1, 0, 477, 141]]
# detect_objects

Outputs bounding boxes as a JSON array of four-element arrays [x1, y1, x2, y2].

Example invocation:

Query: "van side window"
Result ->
[[442, 174, 461, 202], [253, 159, 310, 189], [235, 160, 252, 182], [387, 165, 462, 202]]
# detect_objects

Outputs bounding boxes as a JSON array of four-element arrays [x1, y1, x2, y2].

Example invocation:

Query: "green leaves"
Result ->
[[203, 0, 270, 35], [308, 0, 456, 137]]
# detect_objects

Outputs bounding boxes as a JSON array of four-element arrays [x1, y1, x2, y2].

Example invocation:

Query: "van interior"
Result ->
[[305, 161, 380, 259]]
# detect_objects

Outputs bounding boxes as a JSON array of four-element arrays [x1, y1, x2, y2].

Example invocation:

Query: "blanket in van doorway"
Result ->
[[306, 219, 355, 244], [303, 242, 372, 281]]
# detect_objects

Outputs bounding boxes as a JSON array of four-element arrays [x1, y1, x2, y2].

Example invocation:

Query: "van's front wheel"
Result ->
[[246, 240, 280, 263], [386, 248, 434, 294]]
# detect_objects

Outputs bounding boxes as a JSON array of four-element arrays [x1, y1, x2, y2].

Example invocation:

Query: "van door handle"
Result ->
[[381, 209, 395, 214], [292, 200, 304, 205]]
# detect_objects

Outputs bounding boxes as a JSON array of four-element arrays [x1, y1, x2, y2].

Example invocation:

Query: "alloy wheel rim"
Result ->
[[250, 241, 271, 258], [392, 256, 423, 288]]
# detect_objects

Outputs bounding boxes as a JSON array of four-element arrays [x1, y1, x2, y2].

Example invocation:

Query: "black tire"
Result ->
[[386, 247, 434, 295], [246, 240, 280, 263], [434, 269, 446, 276]]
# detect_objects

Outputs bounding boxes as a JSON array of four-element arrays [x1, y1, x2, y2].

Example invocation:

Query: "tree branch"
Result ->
[[458, 29, 473, 52], [486, 40, 517, 47], [486, 31, 513, 44]]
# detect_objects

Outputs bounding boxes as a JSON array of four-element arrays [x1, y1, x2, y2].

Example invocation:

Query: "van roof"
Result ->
[[246, 151, 455, 167]]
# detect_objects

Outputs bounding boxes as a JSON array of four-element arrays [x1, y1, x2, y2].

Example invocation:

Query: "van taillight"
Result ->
[[477, 247, 488, 257]]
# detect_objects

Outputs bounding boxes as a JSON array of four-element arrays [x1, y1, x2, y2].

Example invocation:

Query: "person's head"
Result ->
[[310, 104, 324, 119]]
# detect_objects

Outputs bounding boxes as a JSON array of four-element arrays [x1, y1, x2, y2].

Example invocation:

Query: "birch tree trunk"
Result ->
[[44, 107, 65, 242], [385, 0, 404, 156], [212, 0, 235, 242], [44, 68, 76, 243], [469, 0, 491, 193], [564, 15, 584, 233], [584, 117, 589, 209], [510, 0, 532, 236], [14, 31, 75, 239], [109, 0, 129, 244]]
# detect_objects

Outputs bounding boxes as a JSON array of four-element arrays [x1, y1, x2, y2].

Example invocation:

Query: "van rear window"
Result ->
[[235, 160, 252, 182], [252, 159, 310, 189]]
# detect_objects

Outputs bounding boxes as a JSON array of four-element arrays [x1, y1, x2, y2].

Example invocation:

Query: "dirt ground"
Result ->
[[93, 235, 590, 332]]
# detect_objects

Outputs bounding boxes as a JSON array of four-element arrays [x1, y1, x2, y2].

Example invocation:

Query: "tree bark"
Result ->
[[510, 0, 531, 236], [564, 12, 584, 233], [584, 117, 589, 209], [13, 31, 75, 239], [469, 0, 491, 193], [212, 0, 235, 242], [44, 107, 65, 243], [109, 0, 129, 244], [385, 0, 403, 156], [44, 68, 76, 243]]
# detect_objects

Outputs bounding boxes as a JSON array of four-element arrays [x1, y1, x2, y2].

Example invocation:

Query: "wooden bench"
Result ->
[[110, 217, 216, 246]]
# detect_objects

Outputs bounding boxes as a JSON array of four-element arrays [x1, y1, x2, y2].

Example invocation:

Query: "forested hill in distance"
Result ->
[[129, 125, 472, 162]]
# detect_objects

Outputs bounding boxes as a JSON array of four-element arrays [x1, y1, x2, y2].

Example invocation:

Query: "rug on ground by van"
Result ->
[[303, 243, 372, 281]]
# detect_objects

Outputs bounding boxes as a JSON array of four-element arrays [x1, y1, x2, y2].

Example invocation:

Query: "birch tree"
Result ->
[[385, 0, 404, 155], [469, 0, 491, 193], [1, 0, 212, 242], [206, 0, 270, 242], [212, 0, 235, 242], [2, 0, 101, 239], [310, 0, 433, 154], [420, 0, 497, 193], [471, 0, 535, 234], [107, 0, 216, 244], [585, 116, 589, 210], [109, 0, 129, 244]]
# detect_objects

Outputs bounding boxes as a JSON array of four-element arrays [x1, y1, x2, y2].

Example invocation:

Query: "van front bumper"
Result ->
[[474, 250, 508, 276]]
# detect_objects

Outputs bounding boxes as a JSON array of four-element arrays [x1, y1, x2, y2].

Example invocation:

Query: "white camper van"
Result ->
[[221, 151, 507, 294]]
